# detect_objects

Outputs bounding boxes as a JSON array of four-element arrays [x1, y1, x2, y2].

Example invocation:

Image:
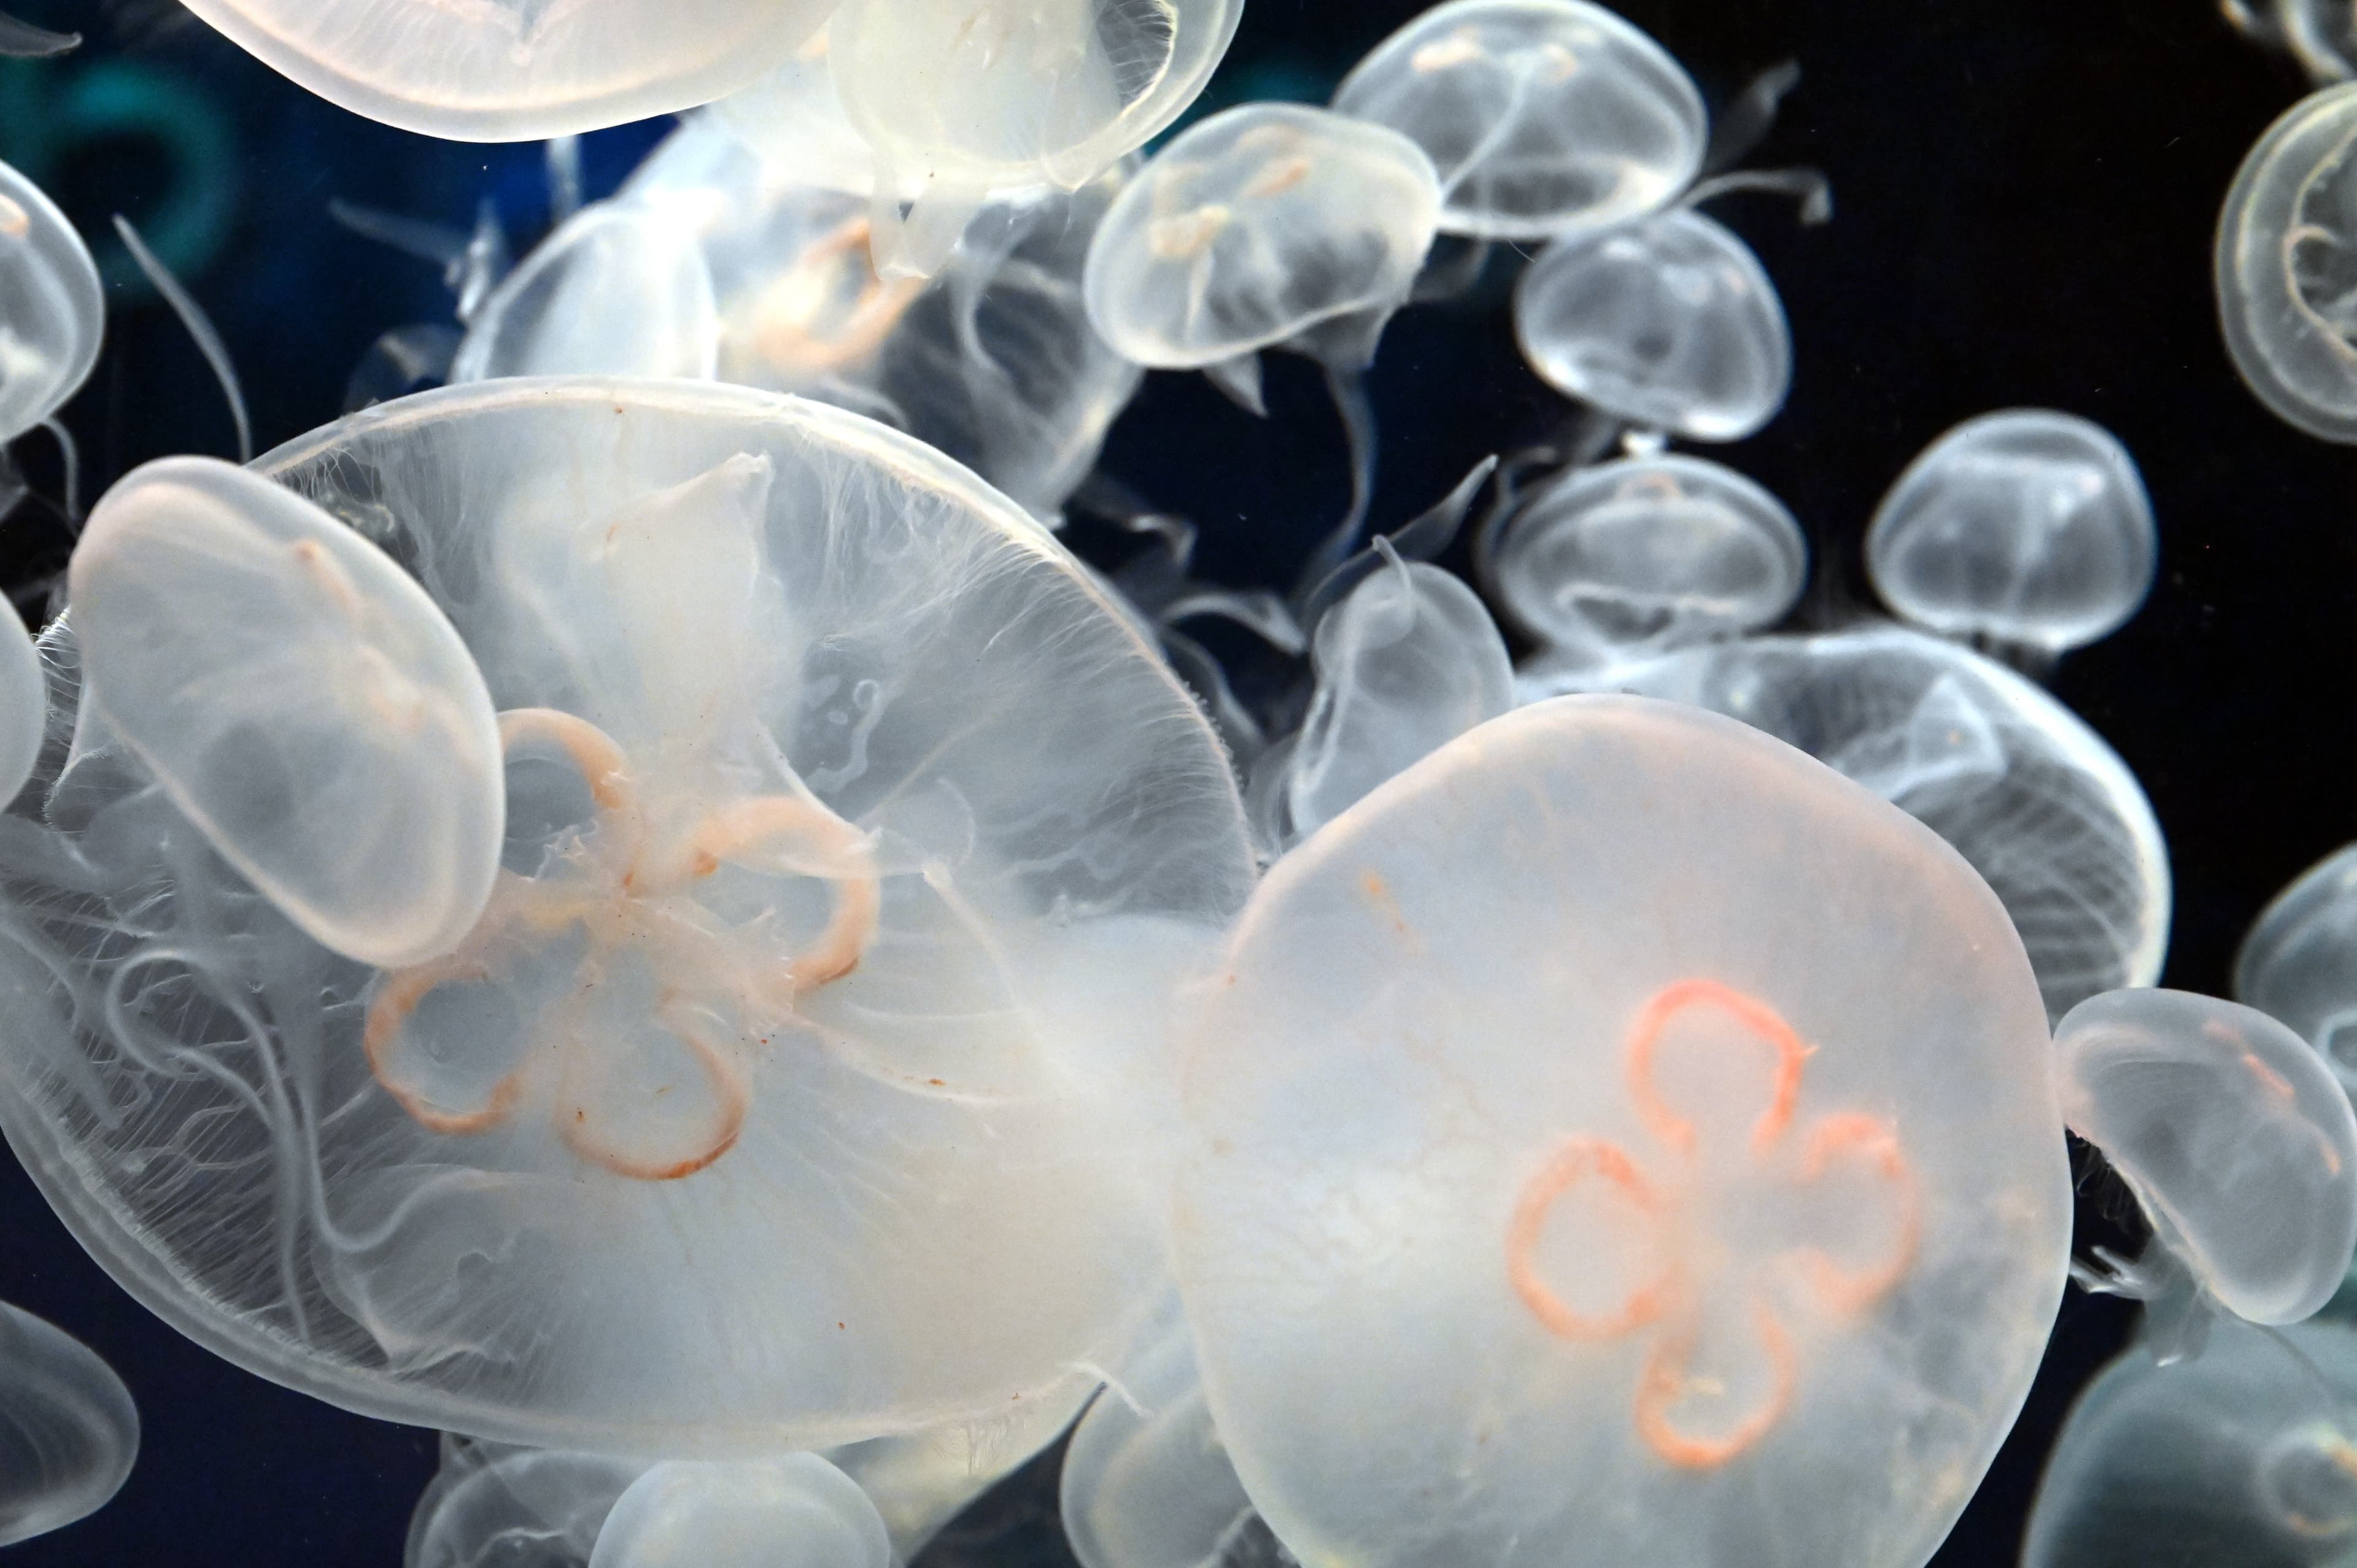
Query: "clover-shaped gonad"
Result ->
[[1506, 978, 1922, 1469]]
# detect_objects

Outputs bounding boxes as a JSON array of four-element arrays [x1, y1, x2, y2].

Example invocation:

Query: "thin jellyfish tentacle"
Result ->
[[112, 216, 253, 463]]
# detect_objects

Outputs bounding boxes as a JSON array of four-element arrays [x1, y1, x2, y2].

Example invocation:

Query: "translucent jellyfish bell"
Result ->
[[0, 379, 1255, 1454], [2218, 83, 2357, 443], [0, 1302, 139, 1548], [1178, 696, 2071, 1568], [2237, 843, 2357, 1098], [826, 1377, 1097, 1561], [0, 601, 41, 808], [1086, 104, 1441, 387], [0, 158, 103, 443], [1331, 0, 1707, 241], [174, 0, 842, 141], [1494, 454, 1806, 662], [407, 1439, 644, 1568], [2023, 1317, 2357, 1568], [68, 455, 506, 969], [2056, 988, 2357, 1326], [1864, 411, 2157, 655], [452, 199, 719, 384], [1515, 209, 1792, 440], [588, 1455, 889, 1568]]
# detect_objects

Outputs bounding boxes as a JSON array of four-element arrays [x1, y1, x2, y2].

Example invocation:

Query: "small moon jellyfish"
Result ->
[[0, 156, 103, 443], [68, 455, 506, 969], [2024, 1316, 2357, 1568], [1515, 209, 1792, 441], [1864, 411, 2157, 657], [0, 1300, 139, 1547], [406, 1439, 644, 1568], [452, 199, 720, 384], [1331, 0, 1707, 241], [2237, 842, 2357, 1099], [1493, 454, 1806, 664], [0, 379, 1255, 1455], [587, 1454, 889, 1568], [2218, 82, 2357, 443], [173, 0, 842, 141], [2056, 987, 2357, 1328], [1177, 695, 2071, 1568], [1527, 625, 2172, 1022]]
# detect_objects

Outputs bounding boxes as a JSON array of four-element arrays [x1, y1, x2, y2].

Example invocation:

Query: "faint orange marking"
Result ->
[[1358, 870, 1411, 938]]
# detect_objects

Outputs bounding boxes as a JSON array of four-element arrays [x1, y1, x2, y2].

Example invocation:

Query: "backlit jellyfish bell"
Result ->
[[406, 1440, 643, 1568], [2237, 842, 2357, 1099], [173, 0, 842, 140], [2218, 82, 2357, 442], [452, 199, 719, 384], [1332, 0, 1708, 240], [1180, 696, 2072, 1568], [1865, 411, 2156, 662], [0, 1301, 139, 1548], [2055, 988, 2357, 1339], [587, 1454, 889, 1568], [0, 156, 103, 446], [0, 379, 1255, 1453], [1515, 208, 1793, 441]]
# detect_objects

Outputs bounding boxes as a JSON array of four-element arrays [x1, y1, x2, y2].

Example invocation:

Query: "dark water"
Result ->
[[0, 0, 2331, 1562]]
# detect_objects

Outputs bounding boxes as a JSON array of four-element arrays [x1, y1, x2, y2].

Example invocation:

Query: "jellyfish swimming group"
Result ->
[[0, 2, 2351, 1567]]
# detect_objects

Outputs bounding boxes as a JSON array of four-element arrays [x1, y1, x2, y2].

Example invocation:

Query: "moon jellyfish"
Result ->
[[827, 0, 1244, 275], [2225, 0, 2357, 83], [1177, 696, 2070, 1568], [589, 1454, 889, 1568], [826, 1375, 1097, 1561], [1331, 0, 1706, 241], [1864, 411, 2156, 656], [173, 0, 840, 141], [0, 157, 102, 443], [2023, 1316, 2357, 1568], [68, 455, 506, 969], [1515, 209, 1792, 441], [2056, 988, 2357, 1327], [2237, 843, 2357, 1098], [0, 379, 1255, 1453], [452, 201, 719, 384], [2218, 83, 2357, 443], [0, 1301, 139, 1547], [1493, 454, 1805, 664], [1257, 550, 1512, 849], [407, 1439, 644, 1568], [1527, 625, 2171, 1022]]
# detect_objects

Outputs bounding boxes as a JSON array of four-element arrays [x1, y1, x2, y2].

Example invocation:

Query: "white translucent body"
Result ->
[[0, 1302, 139, 1547], [2024, 1317, 2357, 1568], [1331, 0, 1706, 240], [454, 201, 719, 384], [2057, 988, 2357, 1326], [825, 1373, 1097, 1561], [1086, 105, 1442, 371], [0, 158, 102, 442], [1495, 454, 1806, 660], [0, 600, 41, 807], [0, 380, 1255, 1456], [2218, 83, 2357, 443], [1865, 411, 2156, 652], [623, 114, 1141, 518], [407, 1439, 644, 1568], [708, 37, 880, 201], [69, 455, 505, 969], [828, 0, 1243, 209], [1178, 697, 2071, 1568], [174, 0, 840, 141], [1525, 625, 2172, 1022], [2237, 842, 2357, 1097], [589, 1454, 889, 1568], [1516, 210, 1791, 440], [1277, 558, 1513, 846]]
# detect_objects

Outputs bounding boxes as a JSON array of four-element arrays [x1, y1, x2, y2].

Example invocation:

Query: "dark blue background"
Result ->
[[0, 0, 2331, 1562]]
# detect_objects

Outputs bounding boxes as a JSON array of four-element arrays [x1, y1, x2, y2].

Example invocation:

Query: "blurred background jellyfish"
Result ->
[[2056, 988, 2357, 1346], [172, 0, 843, 141], [1331, 0, 1707, 241], [2224, 0, 2357, 83], [586, 1454, 889, 1568], [2238, 843, 2357, 1100], [1178, 696, 2070, 1568], [0, 156, 102, 497], [1514, 208, 1792, 442], [2218, 83, 2357, 443], [2023, 1316, 2357, 1568], [1084, 103, 1442, 573], [451, 201, 720, 384], [0, 379, 1255, 1455], [1491, 453, 1806, 669], [827, 0, 1246, 277], [1864, 410, 2157, 666], [0, 582, 39, 805], [406, 1439, 645, 1568], [1526, 625, 2172, 1022], [0, 1300, 139, 1548]]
